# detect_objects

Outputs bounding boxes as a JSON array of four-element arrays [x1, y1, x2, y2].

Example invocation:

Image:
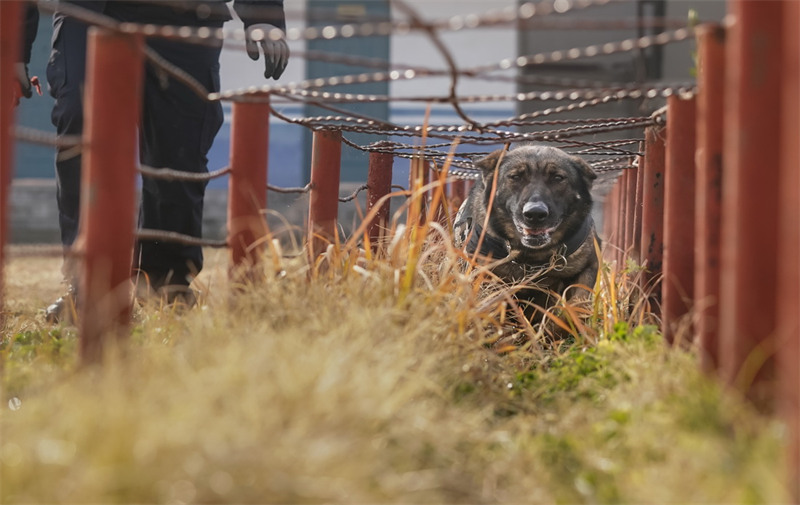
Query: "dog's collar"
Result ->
[[465, 220, 512, 259], [562, 214, 594, 257], [465, 214, 594, 260]]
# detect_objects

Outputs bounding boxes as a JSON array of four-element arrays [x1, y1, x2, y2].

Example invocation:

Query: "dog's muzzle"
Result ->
[[517, 201, 559, 248]]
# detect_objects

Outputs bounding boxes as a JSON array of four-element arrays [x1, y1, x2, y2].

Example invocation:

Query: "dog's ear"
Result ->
[[474, 149, 506, 183], [571, 156, 596, 187]]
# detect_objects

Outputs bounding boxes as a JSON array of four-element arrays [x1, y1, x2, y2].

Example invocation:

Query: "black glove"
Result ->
[[245, 24, 290, 80]]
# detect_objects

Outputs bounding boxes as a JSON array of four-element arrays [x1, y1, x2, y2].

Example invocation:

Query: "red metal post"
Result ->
[[632, 149, 644, 263], [608, 177, 619, 264], [615, 177, 625, 264], [601, 190, 610, 248], [0, 1, 22, 323], [695, 24, 726, 370], [407, 156, 429, 227], [420, 158, 430, 223], [719, 0, 783, 404], [777, 1, 800, 499], [78, 28, 144, 363], [610, 175, 620, 264], [624, 165, 637, 260], [603, 180, 619, 262], [662, 94, 696, 345], [308, 129, 342, 258], [600, 184, 610, 249], [449, 178, 467, 215], [228, 98, 270, 277], [616, 170, 628, 265], [429, 163, 447, 224], [640, 125, 666, 313], [366, 148, 393, 249]]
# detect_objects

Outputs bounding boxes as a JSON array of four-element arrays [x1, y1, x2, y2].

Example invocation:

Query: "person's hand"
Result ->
[[245, 23, 289, 80], [14, 63, 33, 104]]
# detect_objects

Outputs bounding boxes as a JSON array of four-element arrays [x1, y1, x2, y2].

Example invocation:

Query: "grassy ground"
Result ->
[[0, 233, 791, 503]]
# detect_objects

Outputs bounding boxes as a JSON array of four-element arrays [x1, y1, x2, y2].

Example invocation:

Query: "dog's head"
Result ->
[[475, 145, 596, 249]]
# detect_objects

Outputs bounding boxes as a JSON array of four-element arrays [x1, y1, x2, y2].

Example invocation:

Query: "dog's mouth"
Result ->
[[518, 222, 560, 248]]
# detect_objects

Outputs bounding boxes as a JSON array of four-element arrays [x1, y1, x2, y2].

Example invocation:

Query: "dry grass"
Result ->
[[0, 195, 791, 503]]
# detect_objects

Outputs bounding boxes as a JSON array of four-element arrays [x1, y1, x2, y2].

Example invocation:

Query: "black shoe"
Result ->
[[45, 285, 78, 324], [159, 284, 198, 310], [134, 280, 197, 311]]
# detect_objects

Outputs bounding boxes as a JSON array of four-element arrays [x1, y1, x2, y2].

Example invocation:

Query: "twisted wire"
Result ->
[[138, 165, 232, 182], [15, 0, 700, 255], [268, 183, 311, 194], [14, 127, 81, 148], [136, 229, 228, 248]]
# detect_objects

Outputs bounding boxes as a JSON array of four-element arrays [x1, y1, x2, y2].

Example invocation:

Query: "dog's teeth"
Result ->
[[523, 228, 546, 236]]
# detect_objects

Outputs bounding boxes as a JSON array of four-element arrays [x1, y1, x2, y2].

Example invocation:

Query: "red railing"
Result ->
[[78, 28, 144, 362], [603, 2, 798, 496], [228, 98, 271, 279], [777, 4, 799, 499], [637, 123, 666, 311], [662, 93, 696, 345], [308, 129, 343, 259], [694, 24, 725, 372], [0, 0, 22, 328], [366, 147, 394, 250]]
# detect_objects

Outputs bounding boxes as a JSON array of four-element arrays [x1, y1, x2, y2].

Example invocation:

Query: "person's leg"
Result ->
[[135, 36, 224, 295], [44, 2, 106, 321]]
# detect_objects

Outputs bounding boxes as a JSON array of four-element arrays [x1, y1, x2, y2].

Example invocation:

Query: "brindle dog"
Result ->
[[454, 145, 599, 320]]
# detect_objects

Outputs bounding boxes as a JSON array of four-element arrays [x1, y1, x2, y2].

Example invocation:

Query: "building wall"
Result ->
[[515, 0, 727, 128], [513, 0, 725, 233]]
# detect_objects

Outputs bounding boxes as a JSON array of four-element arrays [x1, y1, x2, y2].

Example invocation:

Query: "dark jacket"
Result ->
[[106, 0, 286, 30], [22, 4, 40, 63], [20, 0, 286, 61]]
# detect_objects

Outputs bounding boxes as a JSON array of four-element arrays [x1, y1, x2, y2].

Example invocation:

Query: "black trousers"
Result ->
[[47, 1, 224, 287]]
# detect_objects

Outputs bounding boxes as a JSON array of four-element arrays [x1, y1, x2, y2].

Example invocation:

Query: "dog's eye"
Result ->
[[551, 174, 566, 182], [507, 172, 523, 181]]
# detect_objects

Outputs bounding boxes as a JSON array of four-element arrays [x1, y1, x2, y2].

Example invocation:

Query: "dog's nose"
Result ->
[[522, 201, 549, 222]]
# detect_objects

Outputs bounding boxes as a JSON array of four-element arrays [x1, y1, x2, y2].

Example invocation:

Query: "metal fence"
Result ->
[[0, 0, 797, 498]]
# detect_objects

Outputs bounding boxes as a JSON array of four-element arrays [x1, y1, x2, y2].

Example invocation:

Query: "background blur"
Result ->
[[10, 0, 726, 243]]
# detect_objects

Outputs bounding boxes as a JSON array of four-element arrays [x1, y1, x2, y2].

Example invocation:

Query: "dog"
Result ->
[[454, 144, 599, 322]]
